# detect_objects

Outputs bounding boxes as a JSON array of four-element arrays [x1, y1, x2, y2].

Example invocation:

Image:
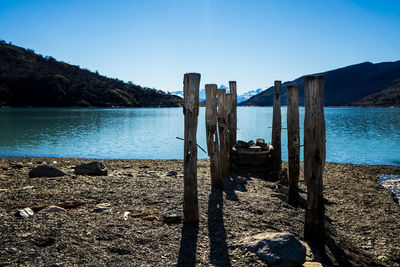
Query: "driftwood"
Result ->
[[286, 84, 300, 207], [183, 73, 200, 224], [205, 84, 223, 190], [303, 75, 326, 251], [271, 80, 282, 180]]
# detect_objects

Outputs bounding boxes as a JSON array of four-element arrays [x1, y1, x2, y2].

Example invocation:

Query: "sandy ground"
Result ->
[[0, 157, 399, 266]]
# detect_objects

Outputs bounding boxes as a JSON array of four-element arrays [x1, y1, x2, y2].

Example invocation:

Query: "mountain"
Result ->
[[239, 61, 400, 107], [0, 41, 182, 107], [171, 85, 225, 103], [173, 85, 266, 104], [237, 87, 266, 103], [170, 88, 206, 102]]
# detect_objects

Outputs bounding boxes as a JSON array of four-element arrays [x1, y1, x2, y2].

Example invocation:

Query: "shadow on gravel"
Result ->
[[224, 176, 239, 201], [177, 223, 199, 267], [208, 188, 231, 267], [324, 227, 354, 267]]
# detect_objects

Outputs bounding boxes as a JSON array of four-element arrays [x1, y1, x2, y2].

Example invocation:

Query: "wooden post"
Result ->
[[205, 84, 223, 190], [286, 84, 300, 207], [228, 81, 237, 147], [228, 81, 237, 173], [183, 73, 200, 224], [271, 80, 282, 180], [304, 75, 326, 250], [217, 89, 229, 178]]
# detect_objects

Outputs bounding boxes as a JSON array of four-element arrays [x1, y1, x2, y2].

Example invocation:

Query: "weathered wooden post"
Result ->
[[304, 75, 326, 251], [183, 73, 200, 224], [217, 89, 229, 178], [205, 84, 223, 190], [228, 81, 237, 148], [271, 80, 282, 180], [286, 84, 300, 207], [228, 81, 237, 173]]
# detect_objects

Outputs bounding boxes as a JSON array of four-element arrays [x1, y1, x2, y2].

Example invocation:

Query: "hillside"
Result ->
[[240, 61, 400, 107], [0, 42, 182, 107]]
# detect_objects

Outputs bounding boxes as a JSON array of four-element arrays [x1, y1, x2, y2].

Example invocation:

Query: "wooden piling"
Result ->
[[304, 75, 326, 250], [183, 73, 200, 224], [205, 84, 223, 190], [217, 89, 229, 178], [286, 84, 300, 207], [228, 81, 237, 148], [228, 82, 237, 173], [271, 80, 282, 180]]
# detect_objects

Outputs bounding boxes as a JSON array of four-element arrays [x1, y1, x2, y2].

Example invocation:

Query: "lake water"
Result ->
[[0, 107, 399, 165]]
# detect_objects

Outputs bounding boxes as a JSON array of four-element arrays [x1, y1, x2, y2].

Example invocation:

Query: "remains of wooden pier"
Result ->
[[182, 73, 326, 251]]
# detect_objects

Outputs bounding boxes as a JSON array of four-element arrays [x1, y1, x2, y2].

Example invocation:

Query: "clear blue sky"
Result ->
[[1, 0, 399, 93]]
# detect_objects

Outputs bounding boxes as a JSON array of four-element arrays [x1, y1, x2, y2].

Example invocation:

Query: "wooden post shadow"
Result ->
[[208, 188, 231, 266]]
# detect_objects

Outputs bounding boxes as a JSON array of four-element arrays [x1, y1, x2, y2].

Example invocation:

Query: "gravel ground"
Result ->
[[0, 157, 399, 266]]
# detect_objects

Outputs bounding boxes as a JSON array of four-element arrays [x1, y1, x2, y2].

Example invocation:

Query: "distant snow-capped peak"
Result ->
[[169, 85, 267, 103]]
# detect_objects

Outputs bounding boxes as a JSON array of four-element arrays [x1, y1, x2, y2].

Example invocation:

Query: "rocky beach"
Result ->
[[0, 157, 399, 266]]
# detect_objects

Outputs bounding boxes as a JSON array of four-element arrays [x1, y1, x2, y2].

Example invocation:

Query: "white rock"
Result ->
[[15, 207, 34, 218]]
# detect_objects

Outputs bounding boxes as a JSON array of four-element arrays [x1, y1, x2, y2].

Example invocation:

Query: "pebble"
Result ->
[[38, 206, 66, 213], [166, 170, 178, 176], [21, 185, 34, 190], [15, 207, 34, 218], [123, 211, 130, 221], [10, 162, 23, 169], [94, 203, 111, 212], [123, 172, 133, 177]]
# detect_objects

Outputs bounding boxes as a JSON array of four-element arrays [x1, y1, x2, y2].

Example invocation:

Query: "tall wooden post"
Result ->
[[304, 75, 326, 251], [271, 80, 282, 180], [228, 81, 237, 147], [205, 84, 223, 190], [286, 84, 300, 207], [183, 73, 200, 224], [217, 89, 229, 178]]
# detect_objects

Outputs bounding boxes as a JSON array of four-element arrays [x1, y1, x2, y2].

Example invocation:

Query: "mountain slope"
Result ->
[[240, 61, 400, 107], [0, 42, 182, 107]]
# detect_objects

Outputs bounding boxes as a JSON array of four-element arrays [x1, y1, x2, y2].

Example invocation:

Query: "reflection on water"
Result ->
[[0, 107, 399, 165]]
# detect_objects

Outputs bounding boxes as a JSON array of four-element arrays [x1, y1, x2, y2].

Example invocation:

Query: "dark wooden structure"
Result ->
[[231, 141, 274, 174]]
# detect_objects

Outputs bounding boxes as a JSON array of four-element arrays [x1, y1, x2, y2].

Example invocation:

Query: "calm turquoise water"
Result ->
[[0, 107, 399, 165]]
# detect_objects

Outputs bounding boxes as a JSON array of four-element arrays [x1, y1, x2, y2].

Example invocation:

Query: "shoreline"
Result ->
[[0, 156, 399, 168], [1, 157, 400, 266]]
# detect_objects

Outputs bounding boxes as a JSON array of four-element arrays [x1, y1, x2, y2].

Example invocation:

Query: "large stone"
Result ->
[[74, 162, 108, 176], [241, 232, 306, 267], [29, 165, 66, 178]]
